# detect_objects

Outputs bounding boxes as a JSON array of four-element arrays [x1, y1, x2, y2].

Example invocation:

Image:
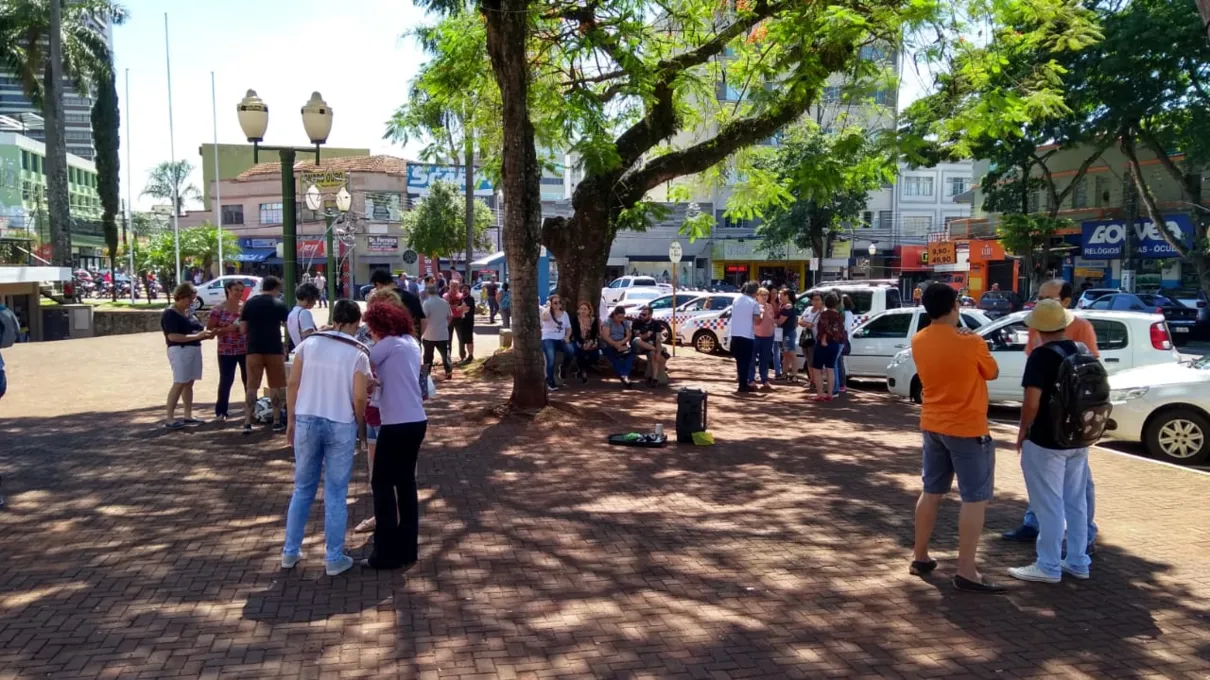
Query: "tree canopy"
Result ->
[[142, 160, 201, 216]]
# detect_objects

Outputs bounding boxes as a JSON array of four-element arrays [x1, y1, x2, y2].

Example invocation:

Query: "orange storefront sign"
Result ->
[[927, 241, 957, 266]]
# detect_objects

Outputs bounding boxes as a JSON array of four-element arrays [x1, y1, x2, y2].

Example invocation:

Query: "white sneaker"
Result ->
[[325, 555, 354, 576], [281, 553, 302, 569], [1008, 564, 1061, 584], [1060, 561, 1090, 580]]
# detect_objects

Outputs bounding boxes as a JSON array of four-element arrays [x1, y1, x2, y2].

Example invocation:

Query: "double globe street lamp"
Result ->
[[303, 183, 353, 303], [236, 89, 333, 307]]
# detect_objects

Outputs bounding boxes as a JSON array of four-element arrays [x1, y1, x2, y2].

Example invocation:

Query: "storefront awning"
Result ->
[[234, 248, 275, 263], [471, 252, 506, 267], [607, 257, 628, 267]]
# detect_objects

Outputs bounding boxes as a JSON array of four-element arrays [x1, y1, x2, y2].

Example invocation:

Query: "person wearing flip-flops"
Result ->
[[161, 283, 216, 430], [909, 284, 1005, 593]]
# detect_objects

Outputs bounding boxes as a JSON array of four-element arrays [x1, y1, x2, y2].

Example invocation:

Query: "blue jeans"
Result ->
[[0, 367, 6, 399], [1020, 441, 1092, 578], [833, 347, 847, 395], [283, 414, 358, 565], [542, 338, 576, 385], [215, 354, 246, 418], [1022, 461, 1097, 541], [749, 336, 775, 384], [603, 346, 634, 379]]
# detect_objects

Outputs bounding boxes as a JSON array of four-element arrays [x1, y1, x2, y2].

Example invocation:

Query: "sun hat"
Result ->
[[1025, 298, 1074, 333]]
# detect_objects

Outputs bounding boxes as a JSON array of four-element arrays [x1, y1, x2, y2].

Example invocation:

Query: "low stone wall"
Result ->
[[93, 309, 211, 337]]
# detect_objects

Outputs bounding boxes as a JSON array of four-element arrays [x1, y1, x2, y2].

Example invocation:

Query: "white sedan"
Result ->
[[1104, 356, 1210, 465], [797, 307, 992, 377], [195, 275, 262, 309], [887, 310, 1183, 403]]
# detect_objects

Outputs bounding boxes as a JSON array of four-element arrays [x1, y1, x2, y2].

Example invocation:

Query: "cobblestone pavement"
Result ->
[[2, 327, 1209, 679]]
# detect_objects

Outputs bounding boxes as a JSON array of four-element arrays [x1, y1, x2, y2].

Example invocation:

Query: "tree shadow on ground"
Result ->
[[1, 366, 1208, 678]]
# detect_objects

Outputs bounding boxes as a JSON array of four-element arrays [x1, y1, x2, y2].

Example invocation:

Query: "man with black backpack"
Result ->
[[1009, 299, 1110, 584]]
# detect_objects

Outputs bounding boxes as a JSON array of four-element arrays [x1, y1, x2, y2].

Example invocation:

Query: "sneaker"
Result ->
[[242, 424, 253, 436], [272, 422, 287, 434], [182, 418, 207, 427], [325, 555, 355, 576], [547, 382, 560, 392], [1008, 564, 1061, 584], [1001, 525, 1039, 542], [164, 421, 185, 430], [281, 553, 302, 569], [1060, 561, 1090, 580]]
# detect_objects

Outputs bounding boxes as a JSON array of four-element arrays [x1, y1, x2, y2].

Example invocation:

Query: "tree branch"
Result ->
[[1136, 124, 1188, 190], [625, 88, 813, 200], [1122, 134, 1190, 258]]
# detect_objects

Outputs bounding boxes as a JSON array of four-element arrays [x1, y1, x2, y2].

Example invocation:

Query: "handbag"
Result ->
[[799, 327, 814, 348]]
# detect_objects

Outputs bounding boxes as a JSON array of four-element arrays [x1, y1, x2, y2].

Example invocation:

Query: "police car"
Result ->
[[677, 308, 734, 354]]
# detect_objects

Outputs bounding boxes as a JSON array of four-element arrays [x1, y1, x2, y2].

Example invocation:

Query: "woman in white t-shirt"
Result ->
[[287, 283, 320, 350], [281, 299, 371, 577], [540, 295, 576, 391]]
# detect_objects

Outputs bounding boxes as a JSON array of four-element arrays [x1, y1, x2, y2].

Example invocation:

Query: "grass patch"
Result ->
[[85, 299, 171, 310]]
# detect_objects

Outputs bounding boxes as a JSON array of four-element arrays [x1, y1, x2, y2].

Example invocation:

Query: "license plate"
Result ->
[[1173, 326, 1190, 333]]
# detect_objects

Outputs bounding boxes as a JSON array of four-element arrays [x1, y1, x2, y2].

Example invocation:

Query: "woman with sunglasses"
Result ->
[[540, 295, 576, 391]]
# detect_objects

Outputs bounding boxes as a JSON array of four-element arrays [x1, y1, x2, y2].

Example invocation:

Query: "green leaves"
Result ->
[[402, 180, 494, 258]]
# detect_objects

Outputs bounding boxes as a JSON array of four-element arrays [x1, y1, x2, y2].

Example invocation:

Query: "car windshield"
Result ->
[[1138, 294, 1176, 307], [628, 290, 660, 300]]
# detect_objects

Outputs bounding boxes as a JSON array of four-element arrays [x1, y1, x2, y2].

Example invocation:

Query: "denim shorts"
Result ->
[[782, 329, 798, 352], [921, 430, 996, 502], [366, 424, 380, 443]]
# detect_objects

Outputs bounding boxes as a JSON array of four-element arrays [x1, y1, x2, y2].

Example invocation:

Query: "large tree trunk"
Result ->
[[44, 1, 71, 268], [484, 0, 546, 409], [544, 198, 613, 311]]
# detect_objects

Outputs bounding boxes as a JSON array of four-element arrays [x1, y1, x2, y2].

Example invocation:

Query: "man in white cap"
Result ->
[[1009, 299, 1095, 584]]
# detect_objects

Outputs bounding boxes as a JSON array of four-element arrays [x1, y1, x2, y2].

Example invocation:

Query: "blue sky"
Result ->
[[114, 0, 429, 212]]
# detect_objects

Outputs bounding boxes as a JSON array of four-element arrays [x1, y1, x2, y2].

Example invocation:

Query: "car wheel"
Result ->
[[1144, 408, 1210, 465], [191, 297, 204, 312], [693, 331, 718, 355], [656, 321, 672, 345], [909, 375, 923, 404]]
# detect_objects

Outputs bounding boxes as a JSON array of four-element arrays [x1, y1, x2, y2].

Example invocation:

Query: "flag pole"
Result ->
[[164, 12, 181, 286], [211, 71, 222, 276], [124, 68, 135, 304]]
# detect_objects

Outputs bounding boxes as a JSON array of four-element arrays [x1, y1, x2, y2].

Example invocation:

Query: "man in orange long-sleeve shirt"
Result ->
[[1003, 279, 1099, 552]]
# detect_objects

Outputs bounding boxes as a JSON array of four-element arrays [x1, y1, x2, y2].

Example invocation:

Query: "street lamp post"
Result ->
[[305, 184, 352, 303], [236, 90, 333, 308]]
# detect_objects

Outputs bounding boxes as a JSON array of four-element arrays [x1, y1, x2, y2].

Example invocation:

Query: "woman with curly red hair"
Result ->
[[361, 300, 427, 571]]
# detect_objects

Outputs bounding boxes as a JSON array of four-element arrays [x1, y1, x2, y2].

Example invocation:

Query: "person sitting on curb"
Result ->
[[600, 306, 636, 389]]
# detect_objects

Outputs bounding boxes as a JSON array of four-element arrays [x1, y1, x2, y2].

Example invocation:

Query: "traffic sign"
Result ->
[[668, 241, 683, 263]]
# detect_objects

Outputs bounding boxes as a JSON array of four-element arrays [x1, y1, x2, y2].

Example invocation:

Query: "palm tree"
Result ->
[[142, 160, 201, 216], [0, 0, 127, 266]]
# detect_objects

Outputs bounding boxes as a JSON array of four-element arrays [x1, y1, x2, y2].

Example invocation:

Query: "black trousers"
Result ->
[[422, 339, 452, 374], [215, 354, 246, 417], [576, 347, 600, 375], [370, 420, 428, 568], [731, 336, 754, 391]]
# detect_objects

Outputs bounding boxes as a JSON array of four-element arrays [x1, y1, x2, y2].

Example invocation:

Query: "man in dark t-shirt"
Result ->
[[1009, 299, 1093, 585], [630, 306, 665, 386], [485, 278, 499, 324], [370, 269, 425, 337], [240, 276, 290, 434]]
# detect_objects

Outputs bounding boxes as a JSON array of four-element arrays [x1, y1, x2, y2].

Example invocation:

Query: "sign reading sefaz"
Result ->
[[1080, 215, 1194, 260]]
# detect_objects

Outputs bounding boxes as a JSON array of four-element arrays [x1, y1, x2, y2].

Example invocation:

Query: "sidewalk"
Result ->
[[1, 328, 1208, 678]]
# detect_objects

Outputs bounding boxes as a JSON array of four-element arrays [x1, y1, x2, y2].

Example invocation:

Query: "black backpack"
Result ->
[[1044, 343, 1112, 448]]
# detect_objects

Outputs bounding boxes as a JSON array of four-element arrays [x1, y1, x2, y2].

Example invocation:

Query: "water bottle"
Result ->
[[655, 423, 664, 437]]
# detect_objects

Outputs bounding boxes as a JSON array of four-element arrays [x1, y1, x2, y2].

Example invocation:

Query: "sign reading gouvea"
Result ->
[[1081, 215, 1194, 260], [406, 164, 494, 197]]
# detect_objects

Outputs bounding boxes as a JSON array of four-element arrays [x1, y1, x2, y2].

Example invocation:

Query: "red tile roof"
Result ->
[[234, 154, 412, 181]]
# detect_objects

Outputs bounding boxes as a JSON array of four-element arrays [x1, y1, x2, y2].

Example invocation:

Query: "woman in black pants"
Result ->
[[362, 301, 429, 571]]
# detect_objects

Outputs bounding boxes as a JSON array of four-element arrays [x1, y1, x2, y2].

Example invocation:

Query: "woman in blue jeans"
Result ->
[[282, 300, 371, 577], [540, 295, 576, 391]]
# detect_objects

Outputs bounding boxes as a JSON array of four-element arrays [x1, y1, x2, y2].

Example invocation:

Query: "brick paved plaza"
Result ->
[[1, 326, 1209, 679]]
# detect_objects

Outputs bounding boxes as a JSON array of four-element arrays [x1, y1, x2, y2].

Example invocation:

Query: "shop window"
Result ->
[[259, 202, 283, 225], [222, 204, 244, 225]]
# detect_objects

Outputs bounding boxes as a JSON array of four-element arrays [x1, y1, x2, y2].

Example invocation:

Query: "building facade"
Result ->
[[0, 130, 106, 268], [197, 143, 370, 210]]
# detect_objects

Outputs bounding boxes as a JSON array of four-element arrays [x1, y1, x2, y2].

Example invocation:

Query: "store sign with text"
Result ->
[[406, 164, 494, 197], [299, 240, 325, 259], [366, 236, 398, 252], [927, 241, 957, 266], [1080, 215, 1193, 259]]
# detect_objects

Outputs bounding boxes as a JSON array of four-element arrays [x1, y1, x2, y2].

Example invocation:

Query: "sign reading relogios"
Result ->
[[1080, 215, 1193, 259]]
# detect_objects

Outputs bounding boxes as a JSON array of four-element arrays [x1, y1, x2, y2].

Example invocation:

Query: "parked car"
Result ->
[[195, 275, 262, 309], [708, 280, 739, 293], [796, 282, 903, 327], [887, 310, 1182, 404], [621, 292, 700, 342], [1104, 355, 1210, 465], [1168, 287, 1210, 339], [1086, 293, 1198, 345], [977, 290, 1024, 319], [799, 307, 992, 376], [1075, 287, 1123, 309], [647, 292, 737, 345], [679, 308, 733, 354], [600, 275, 669, 312]]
